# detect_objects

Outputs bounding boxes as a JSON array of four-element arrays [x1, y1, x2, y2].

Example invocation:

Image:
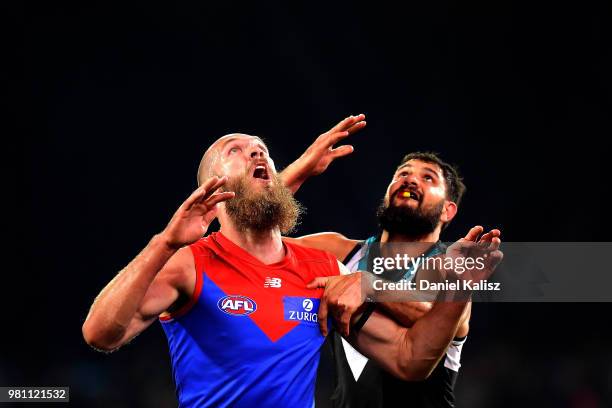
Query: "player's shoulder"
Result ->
[[188, 233, 222, 257], [284, 238, 336, 261], [284, 240, 342, 277]]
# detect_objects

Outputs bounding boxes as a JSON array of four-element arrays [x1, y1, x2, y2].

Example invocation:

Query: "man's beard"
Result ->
[[376, 196, 444, 239], [223, 172, 303, 234]]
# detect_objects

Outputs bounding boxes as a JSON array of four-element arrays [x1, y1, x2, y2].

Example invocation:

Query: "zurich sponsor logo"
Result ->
[[284, 297, 319, 325], [217, 295, 257, 316], [302, 299, 313, 312]]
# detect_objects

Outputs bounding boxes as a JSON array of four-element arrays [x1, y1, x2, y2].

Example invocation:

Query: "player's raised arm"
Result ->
[[81, 176, 234, 352], [280, 114, 366, 193]]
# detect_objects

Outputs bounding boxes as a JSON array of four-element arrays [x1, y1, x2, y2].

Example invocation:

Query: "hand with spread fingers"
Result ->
[[160, 176, 235, 250], [307, 272, 366, 338], [281, 114, 366, 193], [443, 225, 504, 284]]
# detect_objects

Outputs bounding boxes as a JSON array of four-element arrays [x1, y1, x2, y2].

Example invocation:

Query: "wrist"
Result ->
[[280, 165, 309, 194], [153, 233, 181, 256], [360, 271, 377, 302]]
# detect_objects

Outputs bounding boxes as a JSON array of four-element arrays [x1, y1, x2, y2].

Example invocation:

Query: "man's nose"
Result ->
[[249, 147, 266, 159], [402, 174, 419, 187]]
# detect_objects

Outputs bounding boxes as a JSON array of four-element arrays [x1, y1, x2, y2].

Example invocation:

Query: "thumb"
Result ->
[[307, 277, 330, 289]]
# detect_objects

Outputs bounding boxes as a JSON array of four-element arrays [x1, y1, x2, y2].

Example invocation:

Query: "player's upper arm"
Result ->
[[283, 232, 359, 261], [347, 309, 440, 381], [115, 247, 195, 349]]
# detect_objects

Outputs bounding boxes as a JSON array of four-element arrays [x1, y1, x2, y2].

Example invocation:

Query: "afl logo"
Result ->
[[217, 295, 257, 316], [302, 299, 314, 312]]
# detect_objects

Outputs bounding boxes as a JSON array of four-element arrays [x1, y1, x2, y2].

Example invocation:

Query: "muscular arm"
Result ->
[[82, 239, 192, 352], [348, 300, 468, 381], [82, 176, 233, 352], [378, 301, 471, 338]]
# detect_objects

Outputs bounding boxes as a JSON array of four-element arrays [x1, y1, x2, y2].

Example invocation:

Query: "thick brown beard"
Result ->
[[376, 195, 444, 239], [223, 172, 303, 234]]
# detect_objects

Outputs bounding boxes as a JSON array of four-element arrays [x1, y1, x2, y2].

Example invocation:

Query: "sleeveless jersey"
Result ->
[[159, 232, 339, 408], [315, 237, 466, 408]]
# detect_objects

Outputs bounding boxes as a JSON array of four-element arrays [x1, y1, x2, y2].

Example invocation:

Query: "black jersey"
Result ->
[[315, 239, 467, 408]]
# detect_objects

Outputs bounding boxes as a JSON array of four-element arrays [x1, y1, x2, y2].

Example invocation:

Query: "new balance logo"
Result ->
[[264, 277, 282, 288]]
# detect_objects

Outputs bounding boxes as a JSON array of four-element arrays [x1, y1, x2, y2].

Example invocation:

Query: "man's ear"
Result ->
[[441, 201, 458, 224]]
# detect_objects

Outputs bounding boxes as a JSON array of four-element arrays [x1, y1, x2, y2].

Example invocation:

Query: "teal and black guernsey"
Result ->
[[315, 235, 467, 408]]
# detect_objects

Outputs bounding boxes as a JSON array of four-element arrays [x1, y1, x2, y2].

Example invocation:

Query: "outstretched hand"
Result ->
[[160, 176, 235, 250], [301, 114, 367, 176], [281, 114, 366, 193], [444, 226, 504, 283]]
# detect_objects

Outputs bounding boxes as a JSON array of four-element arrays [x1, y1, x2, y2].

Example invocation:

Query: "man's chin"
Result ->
[[392, 198, 419, 209], [249, 177, 274, 188]]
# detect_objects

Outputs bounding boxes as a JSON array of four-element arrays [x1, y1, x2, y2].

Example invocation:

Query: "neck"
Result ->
[[381, 229, 440, 243], [219, 222, 285, 265], [380, 228, 441, 258]]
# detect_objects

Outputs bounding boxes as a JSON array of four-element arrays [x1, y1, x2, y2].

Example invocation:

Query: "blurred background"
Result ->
[[5, 1, 612, 406]]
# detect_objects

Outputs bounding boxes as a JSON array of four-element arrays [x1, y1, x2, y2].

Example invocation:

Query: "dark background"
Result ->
[[5, 1, 612, 406]]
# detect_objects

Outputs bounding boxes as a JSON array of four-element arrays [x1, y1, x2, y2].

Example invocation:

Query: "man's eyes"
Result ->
[[228, 147, 241, 154], [396, 172, 435, 181]]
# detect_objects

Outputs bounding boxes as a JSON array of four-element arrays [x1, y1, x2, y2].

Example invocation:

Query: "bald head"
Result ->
[[197, 133, 267, 186]]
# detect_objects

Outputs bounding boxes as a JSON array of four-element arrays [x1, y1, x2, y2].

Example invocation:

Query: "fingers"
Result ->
[[478, 229, 502, 253], [326, 131, 350, 147], [203, 191, 235, 208], [338, 306, 354, 338], [183, 176, 227, 210], [330, 114, 366, 134], [318, 296, 329, 337], [329, 145, 354, 159], [464, 225, 484, 242], [183, 184, 208, 210], [199, 176, 228, 203], [479, 229, 501, 243], [489, 237, 501, 251], [347, 119, 366, 135], [307, 277, 330, 289], [317, 114, 366, 155]]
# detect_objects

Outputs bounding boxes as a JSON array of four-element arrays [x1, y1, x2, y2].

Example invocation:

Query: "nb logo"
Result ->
[[264, 277, 282, 288]]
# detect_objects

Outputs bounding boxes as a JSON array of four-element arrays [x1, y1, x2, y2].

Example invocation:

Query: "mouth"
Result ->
[[396, 188, 421, 202], [252, 164, 270, 180]]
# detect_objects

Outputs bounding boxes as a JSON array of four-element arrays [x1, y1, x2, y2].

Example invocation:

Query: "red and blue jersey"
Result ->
[[159, 232, 339, 408]]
